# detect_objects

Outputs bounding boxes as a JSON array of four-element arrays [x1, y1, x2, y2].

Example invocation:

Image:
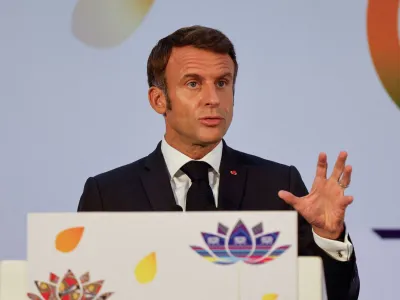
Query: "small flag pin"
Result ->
[[230, 170, 237, 175]]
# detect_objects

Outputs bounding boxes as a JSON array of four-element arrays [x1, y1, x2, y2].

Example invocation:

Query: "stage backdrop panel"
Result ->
[[1, 0, 399, 299]]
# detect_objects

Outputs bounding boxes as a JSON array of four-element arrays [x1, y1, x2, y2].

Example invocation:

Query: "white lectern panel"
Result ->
[[27, 212, 298, 299]]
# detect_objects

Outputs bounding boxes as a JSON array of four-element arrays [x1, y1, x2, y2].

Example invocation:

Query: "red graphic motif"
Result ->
[[27, 270, 113, 300]]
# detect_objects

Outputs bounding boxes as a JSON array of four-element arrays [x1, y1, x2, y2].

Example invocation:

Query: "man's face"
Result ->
[[163, 46, 234, 146]]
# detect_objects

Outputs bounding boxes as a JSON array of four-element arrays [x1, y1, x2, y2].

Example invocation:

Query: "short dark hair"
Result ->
[[147, 25, 238, 93]]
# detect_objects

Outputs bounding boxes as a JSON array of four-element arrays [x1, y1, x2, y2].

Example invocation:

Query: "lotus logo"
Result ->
[[190, 220, 291, 265], [27, 270, 113, 300]]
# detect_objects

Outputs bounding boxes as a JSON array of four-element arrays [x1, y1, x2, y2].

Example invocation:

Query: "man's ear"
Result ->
[[148, 86, 167, 115]]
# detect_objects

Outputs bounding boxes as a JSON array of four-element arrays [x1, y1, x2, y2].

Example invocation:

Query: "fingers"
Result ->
[[316, 152, 328, 179], [278, 190, 298, 207], [340, 195, 354, 209], [339, 165, 352, 188], [331, 151, 348, 180]]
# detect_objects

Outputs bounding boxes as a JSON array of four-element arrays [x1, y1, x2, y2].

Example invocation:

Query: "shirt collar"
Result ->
[[161, 137, 223, 178]]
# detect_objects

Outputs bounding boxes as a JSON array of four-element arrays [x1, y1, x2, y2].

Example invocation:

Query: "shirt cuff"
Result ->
[[312, 229, 354, 262]]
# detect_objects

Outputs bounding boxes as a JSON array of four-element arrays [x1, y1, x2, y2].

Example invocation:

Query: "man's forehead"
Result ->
[[168, 46, 234, 74]]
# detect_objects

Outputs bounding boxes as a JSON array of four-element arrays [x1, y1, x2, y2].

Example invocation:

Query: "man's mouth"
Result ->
[[199, 116, 224, 126]]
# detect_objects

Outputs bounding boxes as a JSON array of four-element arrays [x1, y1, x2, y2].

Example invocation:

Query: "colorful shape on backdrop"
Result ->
[[134, 252, 157, 284], [55, 227, 85, 253], [190, 219, 291, 265], [262, 294, 279, 300], [72, 0, 155, 48], [367, 0, 400, 108], [27, 270, 113, 299], [373, 229, 400, 239]]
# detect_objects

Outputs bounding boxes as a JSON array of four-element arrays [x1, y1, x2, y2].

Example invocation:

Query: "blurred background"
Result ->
[[1, 0, 399, 298]]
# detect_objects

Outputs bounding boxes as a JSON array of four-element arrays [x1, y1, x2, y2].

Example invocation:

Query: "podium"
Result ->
[[0, 258, 326, 300], [3, 212, 327, 299]]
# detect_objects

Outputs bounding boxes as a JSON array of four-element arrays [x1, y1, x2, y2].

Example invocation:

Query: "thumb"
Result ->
[[278, 190, 298, 206]]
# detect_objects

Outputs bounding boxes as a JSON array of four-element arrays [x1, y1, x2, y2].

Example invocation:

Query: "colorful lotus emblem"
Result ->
[[190, 220, 291, 265], [27, 270, 113, 300]]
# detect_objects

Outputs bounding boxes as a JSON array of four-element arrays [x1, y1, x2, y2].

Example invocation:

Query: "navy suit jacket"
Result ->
[[78, 141, 360, 299]]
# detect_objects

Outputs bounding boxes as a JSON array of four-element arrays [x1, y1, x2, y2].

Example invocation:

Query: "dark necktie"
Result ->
[[180, 161, 217, 211]]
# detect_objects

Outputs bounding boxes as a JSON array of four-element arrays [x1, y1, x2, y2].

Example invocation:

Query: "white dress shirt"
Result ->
[[161, 138, 353, 262]]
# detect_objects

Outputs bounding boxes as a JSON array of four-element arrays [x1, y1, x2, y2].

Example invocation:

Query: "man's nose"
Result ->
[[203, 84, 220, 107]]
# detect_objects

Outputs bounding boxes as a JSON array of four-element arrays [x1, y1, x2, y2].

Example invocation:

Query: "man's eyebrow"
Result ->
[[179, 72, 233, 82], [180, 73, 203, 81], [218, 72, 234, 79]]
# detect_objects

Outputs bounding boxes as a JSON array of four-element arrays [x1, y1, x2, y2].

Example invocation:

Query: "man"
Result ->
[[78, 25, 359, 299]]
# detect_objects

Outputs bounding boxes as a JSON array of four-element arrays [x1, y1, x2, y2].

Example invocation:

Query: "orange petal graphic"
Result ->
[[262, 294, 278, 300], [72, 0, 155, 48], [134, 252, 157, 284], [367, 0, 400, 107], [55, 227, 85, 253]]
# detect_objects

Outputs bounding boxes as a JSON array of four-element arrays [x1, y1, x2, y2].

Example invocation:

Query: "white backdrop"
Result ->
[[1, 0, 399, 298]]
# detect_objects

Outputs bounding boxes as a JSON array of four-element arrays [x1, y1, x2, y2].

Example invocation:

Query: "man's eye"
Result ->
[[187, 81, 198, 88], [217, 81, 227, 87]]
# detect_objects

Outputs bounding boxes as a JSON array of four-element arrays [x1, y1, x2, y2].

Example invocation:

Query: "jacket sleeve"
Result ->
[[289, 165, 360, 300], [77, 177, 104, 211]]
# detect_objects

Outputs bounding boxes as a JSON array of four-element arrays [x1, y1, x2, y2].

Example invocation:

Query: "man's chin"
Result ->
[[195, 133, 225, 146]]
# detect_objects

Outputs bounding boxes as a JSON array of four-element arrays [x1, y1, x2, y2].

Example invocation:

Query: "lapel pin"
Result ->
[[230, 170, 237, 175]]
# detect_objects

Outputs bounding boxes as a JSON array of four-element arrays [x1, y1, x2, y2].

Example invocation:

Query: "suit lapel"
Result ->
[[218, 141, 248, 210], [141, 140, 248, 211], [140, 142, 178, 211]]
